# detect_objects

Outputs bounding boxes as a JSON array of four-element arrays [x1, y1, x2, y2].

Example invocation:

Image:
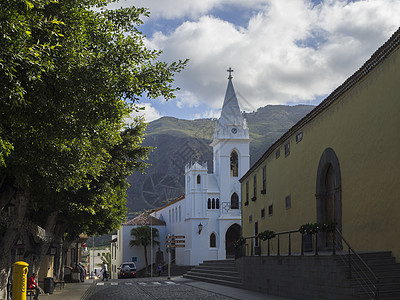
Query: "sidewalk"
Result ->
[[40, 279, 94, 300]]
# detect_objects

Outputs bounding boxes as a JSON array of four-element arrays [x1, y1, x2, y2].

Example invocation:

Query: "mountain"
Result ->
[[126, 104, 314, 216]]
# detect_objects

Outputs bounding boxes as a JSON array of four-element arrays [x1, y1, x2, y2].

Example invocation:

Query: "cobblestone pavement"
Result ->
[[81, 277, 233, 300]]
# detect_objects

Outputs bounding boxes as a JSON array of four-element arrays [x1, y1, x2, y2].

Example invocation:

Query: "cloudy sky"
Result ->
[[117, 0, 400, 122]]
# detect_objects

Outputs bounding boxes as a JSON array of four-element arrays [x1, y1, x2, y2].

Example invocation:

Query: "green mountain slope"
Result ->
[[126, 104, 314, 216]]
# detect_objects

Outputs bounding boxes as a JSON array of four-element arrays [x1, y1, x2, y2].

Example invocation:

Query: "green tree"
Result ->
[[0, 0, 186, 296], [130, 225, 160, 273]]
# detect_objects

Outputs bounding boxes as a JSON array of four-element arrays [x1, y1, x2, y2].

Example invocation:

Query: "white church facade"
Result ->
[[151, 71, 250, 265]]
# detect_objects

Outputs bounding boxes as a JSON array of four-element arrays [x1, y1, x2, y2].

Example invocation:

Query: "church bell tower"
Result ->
[[211, 68, 250, 210]]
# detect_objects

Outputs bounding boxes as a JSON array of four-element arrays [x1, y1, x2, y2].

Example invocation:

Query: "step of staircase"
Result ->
[[340, 251, 400, 300], [183, 259, 242, 288]]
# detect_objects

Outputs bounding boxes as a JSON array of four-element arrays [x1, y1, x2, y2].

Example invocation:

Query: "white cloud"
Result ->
[[193, 109, 220, 120], [126, 102, 162, 123], [144, 0, 400, 111], [122, 0, 267, 20]]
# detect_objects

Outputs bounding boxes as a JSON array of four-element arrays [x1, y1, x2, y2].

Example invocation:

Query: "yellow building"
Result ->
[[240, 27, 400, 260]]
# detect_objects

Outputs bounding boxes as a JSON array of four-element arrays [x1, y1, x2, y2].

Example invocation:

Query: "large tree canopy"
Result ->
[[0, 0, 186, 296]]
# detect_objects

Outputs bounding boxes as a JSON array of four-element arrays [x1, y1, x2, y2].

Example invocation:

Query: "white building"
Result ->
[[111, 212, 166, 278], [87, 248, 110, 277], [151, 72, 250, 265]]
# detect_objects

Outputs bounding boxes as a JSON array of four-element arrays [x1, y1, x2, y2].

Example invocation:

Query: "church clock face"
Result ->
[[231, 127, 237, 134]]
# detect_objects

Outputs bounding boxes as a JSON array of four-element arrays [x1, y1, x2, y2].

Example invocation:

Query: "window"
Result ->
[[207, 198, 211, 209], [276, 148, 280, 159], [254, 222, 259, 246], [179, 206, 181, 221], [197, 174, 201, 184], [245, 181, 249, 204], [262, 166, 266, 194], [285, 142, 290, 157], [212, 198, 215, 209], [252, 174, 257, 201], [175, 207, 178, 222], [268, 204, 273, 216], [216, 198, 220, 209], [296, 131, 303, 143], [285, 195, 291, 209], [231, 193, 239, 209], [210, 233, 216, 248], [261, 208, 265, 219], [230, 151, 238, 177], [249, 215, 252, 223], [169, 210, 171, 223]]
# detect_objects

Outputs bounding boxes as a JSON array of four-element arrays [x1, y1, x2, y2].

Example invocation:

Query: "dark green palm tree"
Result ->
[[130, 226, 160, 272]]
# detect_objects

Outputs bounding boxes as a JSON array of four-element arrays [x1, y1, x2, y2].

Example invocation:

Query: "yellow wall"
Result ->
[[242, 44, 400, 259]]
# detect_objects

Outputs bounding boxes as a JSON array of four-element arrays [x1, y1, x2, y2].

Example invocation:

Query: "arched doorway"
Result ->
[[225, 223, 241, 258], [316, 148, 342, 250]]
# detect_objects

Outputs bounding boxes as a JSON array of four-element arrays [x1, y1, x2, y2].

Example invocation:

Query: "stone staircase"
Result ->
[[183, 259, 242, 288], [340, 251, 400, 299], [182, 252, 400, 299]]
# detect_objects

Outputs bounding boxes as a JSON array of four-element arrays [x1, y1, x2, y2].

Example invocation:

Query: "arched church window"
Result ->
[[207, 198, 211, 209], [212, 198, 215, 209], [231, 193, 239, 209], [230, 151, 238, 177], [210, 233, 216, 248], [197, 174, 201, 184], [216, 198, 220, 209]]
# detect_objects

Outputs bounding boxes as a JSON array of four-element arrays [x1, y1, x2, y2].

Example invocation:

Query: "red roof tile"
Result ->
[[124, 212, 166, 226]]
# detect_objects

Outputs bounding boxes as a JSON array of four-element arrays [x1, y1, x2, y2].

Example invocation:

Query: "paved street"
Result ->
[[41, 276, 290, 300], [81, 277, 231, 300]]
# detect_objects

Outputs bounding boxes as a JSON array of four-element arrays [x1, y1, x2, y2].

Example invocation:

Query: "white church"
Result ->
[[151, 70, 250, 265], [112, 70, 250, 273]]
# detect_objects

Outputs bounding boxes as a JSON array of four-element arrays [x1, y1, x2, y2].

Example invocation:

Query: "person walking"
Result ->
[[157, 264, 162, 277], [101, 263, 108, 281]]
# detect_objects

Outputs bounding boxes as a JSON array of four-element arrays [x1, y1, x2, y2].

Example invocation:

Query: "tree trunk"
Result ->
[[143, 245, 149, 273], [52, 218, 68, 280], [21, 211, 58, 276], [0, 189, 29, 300]]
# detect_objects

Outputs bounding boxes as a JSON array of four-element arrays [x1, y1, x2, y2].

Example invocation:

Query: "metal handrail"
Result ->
[[335, 229, 379, 283], [334, 229, 379, 299], [240, 228, 380, 299]]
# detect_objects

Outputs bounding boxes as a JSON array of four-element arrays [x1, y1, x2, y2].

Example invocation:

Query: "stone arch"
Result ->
[[225, 223, 241, 258], [316, 147, 342, 249]]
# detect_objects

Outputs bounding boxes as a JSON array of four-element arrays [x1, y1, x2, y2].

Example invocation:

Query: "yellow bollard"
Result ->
[[12, 261, 29, 300]]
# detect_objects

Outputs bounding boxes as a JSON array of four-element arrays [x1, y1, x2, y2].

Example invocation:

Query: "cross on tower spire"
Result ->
[[227, 67, 234, 79]]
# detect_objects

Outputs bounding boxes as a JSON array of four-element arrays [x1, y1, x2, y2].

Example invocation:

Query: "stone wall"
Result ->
[[235, 256, 354, 300]]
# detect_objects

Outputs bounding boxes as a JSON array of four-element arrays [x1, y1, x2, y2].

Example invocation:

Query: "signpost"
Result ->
[[166, 235, 185, 279]]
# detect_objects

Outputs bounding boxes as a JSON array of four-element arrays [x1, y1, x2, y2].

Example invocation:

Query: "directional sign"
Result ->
[[166, 240, 185, 244], [166, 235, 185, 239], [166, 244, 185, 248]]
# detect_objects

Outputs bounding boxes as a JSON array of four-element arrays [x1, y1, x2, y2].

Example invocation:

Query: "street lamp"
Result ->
[[198, 223, 203, 234]]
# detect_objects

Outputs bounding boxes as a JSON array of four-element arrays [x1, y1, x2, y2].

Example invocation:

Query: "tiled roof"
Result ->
[[151, 195, 185, 212], [124, 212, 166, 226], [240, 26, 400, 182]]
